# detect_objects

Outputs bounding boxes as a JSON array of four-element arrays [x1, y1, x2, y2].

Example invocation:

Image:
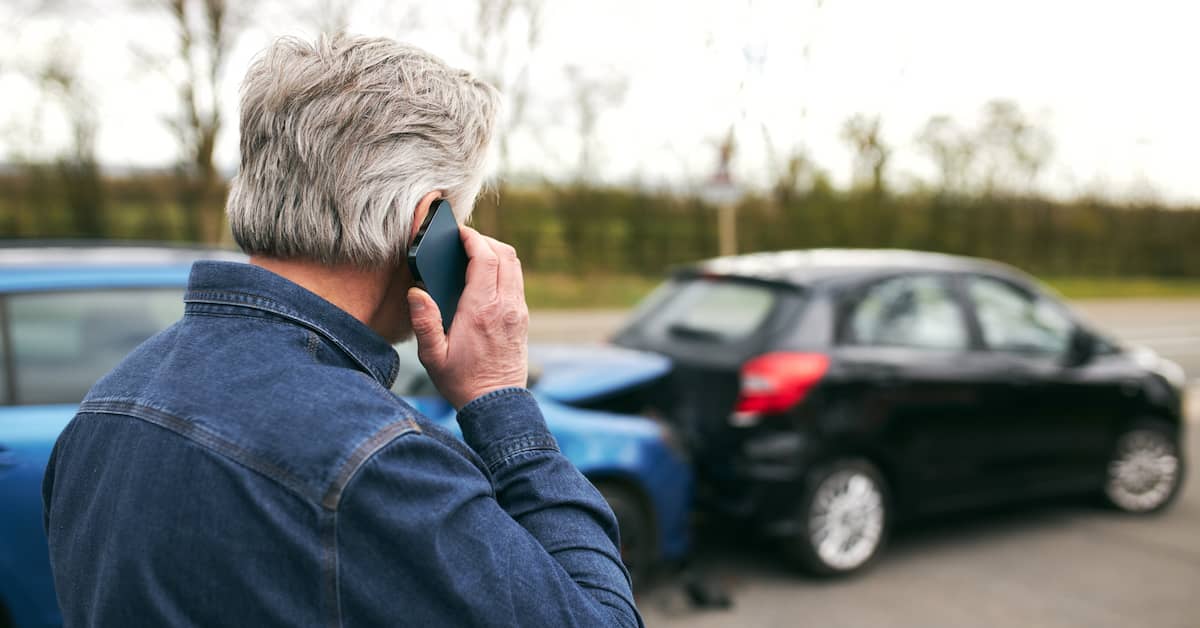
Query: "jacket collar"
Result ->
[[184, 261, 399, 388]]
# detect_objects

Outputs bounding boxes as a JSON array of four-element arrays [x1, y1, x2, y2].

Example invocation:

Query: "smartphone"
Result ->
[[407, 199, 467, 333]]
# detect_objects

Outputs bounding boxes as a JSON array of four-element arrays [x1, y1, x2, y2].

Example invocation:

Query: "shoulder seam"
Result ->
[[321, 417, 422, 510]]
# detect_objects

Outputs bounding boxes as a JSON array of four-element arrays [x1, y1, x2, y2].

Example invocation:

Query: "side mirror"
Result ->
[[1065, 327, 1096, 367]]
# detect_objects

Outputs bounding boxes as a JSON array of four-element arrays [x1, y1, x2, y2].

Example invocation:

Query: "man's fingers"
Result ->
[[408, 288, 447, 367], [460, 226, 499, 302], [485, 236, 525, 303]]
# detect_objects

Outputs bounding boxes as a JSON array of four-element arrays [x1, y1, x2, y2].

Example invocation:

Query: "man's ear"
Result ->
[[409, 191, 444, 247]]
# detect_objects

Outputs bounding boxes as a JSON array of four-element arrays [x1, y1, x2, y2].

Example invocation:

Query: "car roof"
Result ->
[[0, 242, 245, 292], [681, 248, 1030, 287]]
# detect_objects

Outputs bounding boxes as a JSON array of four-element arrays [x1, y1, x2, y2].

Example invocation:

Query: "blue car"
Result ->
[[0, 244, 690, 628]]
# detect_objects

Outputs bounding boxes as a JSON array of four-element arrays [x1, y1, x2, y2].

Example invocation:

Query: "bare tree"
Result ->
[[841, 113, 890, 197], [769, 146, 820, 207], [461, 0, 543, 236], [564, 64, 627, 183], [978, 99, 1053, 196], [916, 114, 976, 196], [465, 0, 543, 181], [37, 41, 105, 236], [0, 0, 107, 237], [151, 0, 245, 243]]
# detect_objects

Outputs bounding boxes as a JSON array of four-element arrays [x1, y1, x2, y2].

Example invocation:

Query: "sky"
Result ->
[[2, 0, 1198, 204]]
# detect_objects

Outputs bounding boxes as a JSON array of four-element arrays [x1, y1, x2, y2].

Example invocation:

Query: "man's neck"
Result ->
[[250, 256, 389, 330]]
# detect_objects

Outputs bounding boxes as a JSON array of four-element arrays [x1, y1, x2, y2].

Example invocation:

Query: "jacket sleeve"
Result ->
[[335, 388, 643, 628]]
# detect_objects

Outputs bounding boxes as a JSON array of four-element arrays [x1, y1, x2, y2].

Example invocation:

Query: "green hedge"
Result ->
[[2, 172, 1198, 279]]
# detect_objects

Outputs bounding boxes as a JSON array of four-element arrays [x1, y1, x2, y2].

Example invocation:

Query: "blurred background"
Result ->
[[2, 0, 1199, 306], [2, 1, 1199, 627]]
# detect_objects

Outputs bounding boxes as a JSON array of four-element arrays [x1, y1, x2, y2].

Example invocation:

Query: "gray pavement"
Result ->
[[529, 299, 1200, 628]]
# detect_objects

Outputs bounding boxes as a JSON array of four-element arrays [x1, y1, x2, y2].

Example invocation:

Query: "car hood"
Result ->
[[529, 343, 672, 405], [0, 404, 77, 466]]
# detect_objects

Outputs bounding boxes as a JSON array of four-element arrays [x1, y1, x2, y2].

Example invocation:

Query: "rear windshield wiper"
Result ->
[[667, 323, 726, 342]]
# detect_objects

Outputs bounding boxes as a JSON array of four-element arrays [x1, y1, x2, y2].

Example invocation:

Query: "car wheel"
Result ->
[[596, 482, 655, 589], [787, 458, 889, 577], [1103, 421, 1183, 514]]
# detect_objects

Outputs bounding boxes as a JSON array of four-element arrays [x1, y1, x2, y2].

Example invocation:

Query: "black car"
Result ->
[[608, 249, 1188, 576]]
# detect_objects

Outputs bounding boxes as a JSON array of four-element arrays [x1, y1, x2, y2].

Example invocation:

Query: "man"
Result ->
[[43, 35, 642, 627]]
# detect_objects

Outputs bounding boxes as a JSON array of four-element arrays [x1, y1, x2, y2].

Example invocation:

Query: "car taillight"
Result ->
[[732, 352, 830, 426]]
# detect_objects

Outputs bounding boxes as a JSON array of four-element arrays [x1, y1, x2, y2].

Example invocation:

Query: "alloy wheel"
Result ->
[[808, 469, 886, 571], [1105, 429, 1181, 513]]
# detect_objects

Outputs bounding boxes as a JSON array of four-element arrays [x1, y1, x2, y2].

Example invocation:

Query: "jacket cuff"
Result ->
[[456, 387, 559, 471]]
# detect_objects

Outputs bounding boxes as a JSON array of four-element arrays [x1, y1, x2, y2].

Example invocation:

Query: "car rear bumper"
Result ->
[[695, 427, 821, 534]]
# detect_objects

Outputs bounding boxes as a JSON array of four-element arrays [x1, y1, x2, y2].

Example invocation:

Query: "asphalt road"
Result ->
[[529, 299, 1200, 628]]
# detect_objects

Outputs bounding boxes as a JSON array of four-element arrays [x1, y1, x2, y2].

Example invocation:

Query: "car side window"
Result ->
[[848, 275, 968, 350], [9, 289, 182, 405], [968, 277, 1073, 355]]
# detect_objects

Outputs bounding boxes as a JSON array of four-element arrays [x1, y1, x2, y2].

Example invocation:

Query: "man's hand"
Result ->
[[408, 226, 530, 409]]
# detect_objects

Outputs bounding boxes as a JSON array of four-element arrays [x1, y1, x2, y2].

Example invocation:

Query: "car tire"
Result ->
[[1103, 420, 1184, 514], [786, 458, 889, 577], [596, 482, 656, 590]]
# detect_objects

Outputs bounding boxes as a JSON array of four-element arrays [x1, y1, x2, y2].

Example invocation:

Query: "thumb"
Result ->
[[408, 288, 447, 368]]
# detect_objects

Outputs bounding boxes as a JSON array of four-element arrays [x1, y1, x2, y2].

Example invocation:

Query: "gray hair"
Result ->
[[226, 35, 499, 267]]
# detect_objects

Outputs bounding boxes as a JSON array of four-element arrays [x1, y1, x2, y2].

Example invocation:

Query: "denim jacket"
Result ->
[[42, 261, 643, 627]]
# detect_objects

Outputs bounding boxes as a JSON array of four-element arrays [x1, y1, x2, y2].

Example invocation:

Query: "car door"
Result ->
[[833, 273, 1002, 511], [961, 274, 1121, 494]]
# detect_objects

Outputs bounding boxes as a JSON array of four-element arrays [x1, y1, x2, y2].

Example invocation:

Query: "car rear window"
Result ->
[[628, 277, 779, 343], [6, 288, 183, 405]]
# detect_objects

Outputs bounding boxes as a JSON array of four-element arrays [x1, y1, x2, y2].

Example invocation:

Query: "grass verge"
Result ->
[[524, 273, 661, 309], [1042, 277, 1200, 300]]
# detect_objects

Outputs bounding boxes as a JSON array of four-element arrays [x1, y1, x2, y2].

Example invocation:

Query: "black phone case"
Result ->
[[407, 199, 467, 333]]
